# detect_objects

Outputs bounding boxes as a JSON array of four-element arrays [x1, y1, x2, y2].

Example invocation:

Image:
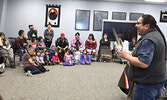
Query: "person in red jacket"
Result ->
[[15, 30, 28, 66], [85, 34, 97, 61]]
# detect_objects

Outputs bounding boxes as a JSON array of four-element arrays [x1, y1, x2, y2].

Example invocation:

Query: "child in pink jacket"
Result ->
[[63, 50, 74, 66], [52, 51, 60, 64]]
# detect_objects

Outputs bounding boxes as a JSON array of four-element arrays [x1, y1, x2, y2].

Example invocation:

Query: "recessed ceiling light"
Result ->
[[145, 0, 166, 2]]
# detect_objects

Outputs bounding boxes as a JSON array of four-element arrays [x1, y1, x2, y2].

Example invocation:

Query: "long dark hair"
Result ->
[[102, 34, 108, 41], [0, 32, 6, 42], [88, 34, 95, 41], [142, 14, 167, 59], [38, 36, 43, 42]]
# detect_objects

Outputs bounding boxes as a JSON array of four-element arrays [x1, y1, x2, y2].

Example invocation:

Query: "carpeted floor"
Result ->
[[0, 61, 165, 100], [0, 62, 129, 100]]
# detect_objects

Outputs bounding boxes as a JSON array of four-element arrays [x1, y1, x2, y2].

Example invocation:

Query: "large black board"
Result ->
[[102, 21, 137, 42]]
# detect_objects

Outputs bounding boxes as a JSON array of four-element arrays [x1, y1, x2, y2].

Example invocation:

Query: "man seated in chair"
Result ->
[[0, 32, 15, 68], [15, 30, 28, 67]]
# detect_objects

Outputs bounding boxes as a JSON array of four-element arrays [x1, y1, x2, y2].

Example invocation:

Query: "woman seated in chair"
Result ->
[[97, 34, 112, 62], [71, 32, 83, 52], [85, 34, 97, 61], [0, 32, 15, 68]]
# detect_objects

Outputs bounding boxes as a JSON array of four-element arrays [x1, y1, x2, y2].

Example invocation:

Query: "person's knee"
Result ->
[[20, 49, 24, 55], [21, 49, 24, 52]]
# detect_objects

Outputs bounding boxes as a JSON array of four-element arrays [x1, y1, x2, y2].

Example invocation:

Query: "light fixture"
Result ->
[[145, 0, 166, 2]]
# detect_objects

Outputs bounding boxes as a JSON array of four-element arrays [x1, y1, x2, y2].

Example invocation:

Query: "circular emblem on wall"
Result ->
[[49, 8, 58, 20]]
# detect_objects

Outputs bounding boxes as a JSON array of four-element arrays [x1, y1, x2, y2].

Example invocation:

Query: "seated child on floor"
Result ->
[[44, 50, 54, 65], [80, 49, 91, 65], [52, 51, 60, 64], [63, 50, 74, 66], [72, 47, 81, 64], [58, 49, 65, 63], [41, 48, 46, 58], [49, 45, 56, 58], [36, 51, 45, 65]]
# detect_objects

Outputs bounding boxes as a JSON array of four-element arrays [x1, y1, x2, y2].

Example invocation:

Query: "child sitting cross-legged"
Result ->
[[58, 49, 65, 63], [52, 51, 60, 64], [49, 45, 56, 58], [80, 49, 91, 65], [63, 50, 74, 66], [36, 51, 45, 65], [72, 47, 81, 64], [44, 50, 54, 65]]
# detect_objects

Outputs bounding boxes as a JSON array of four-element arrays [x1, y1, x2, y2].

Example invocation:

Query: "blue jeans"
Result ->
[[133, 83, 165, 100], [24, 66, 41, 74], [16, 49, 24, 61]]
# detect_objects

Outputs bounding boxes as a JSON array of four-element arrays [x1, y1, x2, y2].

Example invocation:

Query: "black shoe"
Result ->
[[0, 71, 5, 74]]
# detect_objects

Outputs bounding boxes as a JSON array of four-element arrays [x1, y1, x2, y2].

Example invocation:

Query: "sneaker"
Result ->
[[0, 63, 5, 69], [25, 70, 32, 77], [45, 68, 50, 72], [20, 61, 23, 67]]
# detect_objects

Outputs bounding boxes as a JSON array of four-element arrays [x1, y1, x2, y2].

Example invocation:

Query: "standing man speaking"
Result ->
[[119, 14, 167, 100]]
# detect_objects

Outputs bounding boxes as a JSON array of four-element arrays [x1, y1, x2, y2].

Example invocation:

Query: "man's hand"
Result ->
[[118, 50, 129, 59], [23, 43, 27, 46], [6, 48, 9, 51]]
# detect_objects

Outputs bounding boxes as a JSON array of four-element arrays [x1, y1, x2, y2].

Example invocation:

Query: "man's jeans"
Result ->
[[16, 49, 24, 61], [133, 82, 165, 100]]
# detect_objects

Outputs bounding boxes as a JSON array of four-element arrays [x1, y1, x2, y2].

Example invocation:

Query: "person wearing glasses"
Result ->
[[0, 32, 15, 68], [119, 14, 167, 100]]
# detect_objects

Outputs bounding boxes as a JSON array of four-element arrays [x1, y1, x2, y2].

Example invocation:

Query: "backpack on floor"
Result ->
[[34, 60, 47, 72], [36, 64, 47, 72]]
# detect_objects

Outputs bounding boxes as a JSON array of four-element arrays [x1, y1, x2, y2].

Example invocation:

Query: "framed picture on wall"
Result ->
[[112, 12, 126, 20], [129, 13, 144, 21], [75, 10, 90, 31], [160, 11, 167, 22], [93, 10, 108, 31], [45, 4, 61, 27]]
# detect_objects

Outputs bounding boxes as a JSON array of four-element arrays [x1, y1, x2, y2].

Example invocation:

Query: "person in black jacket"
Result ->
[[55, 33, 69, 52], [119, 14, 167, 100], [27, 25, 38, 40]]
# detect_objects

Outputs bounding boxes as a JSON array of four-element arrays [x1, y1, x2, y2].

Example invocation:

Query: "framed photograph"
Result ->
[[112, 12, 126, 20], [160, 11, 167, 22], [45, 5, 61, 27], [129, 13, 144, 21], [75, 10, 90, 31], [93, 10, 108, 31]]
